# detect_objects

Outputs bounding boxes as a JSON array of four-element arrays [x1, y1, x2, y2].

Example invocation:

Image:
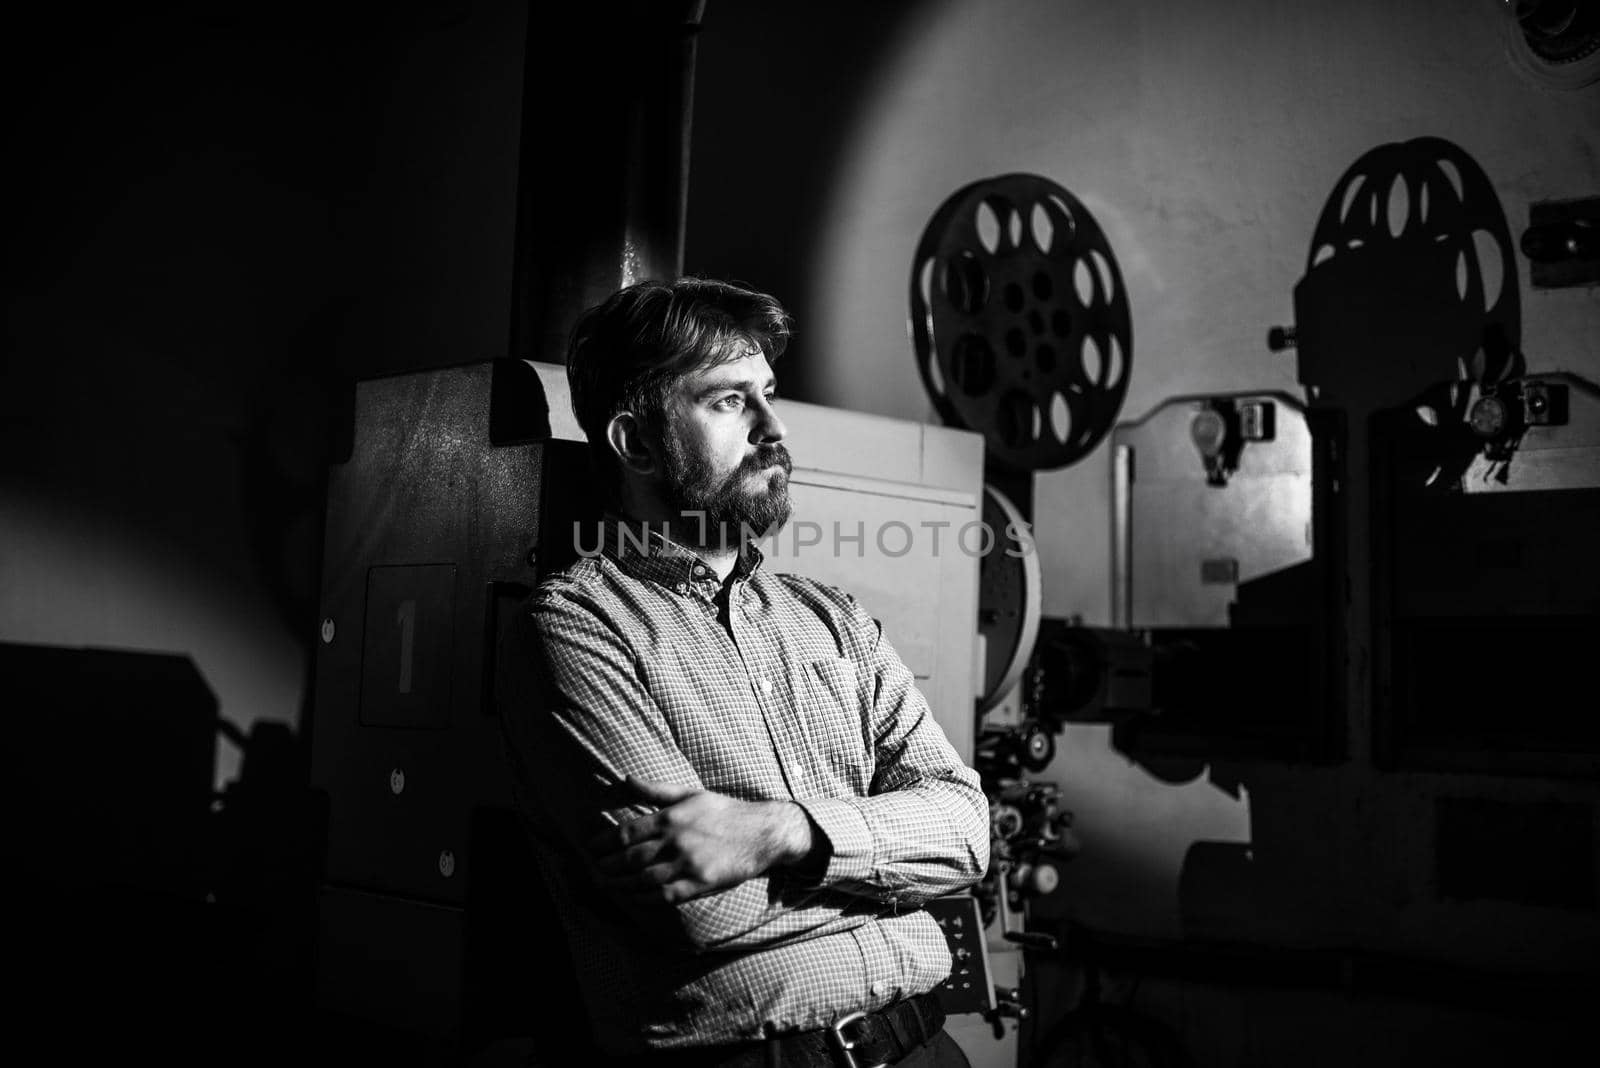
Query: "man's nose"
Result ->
[[751, 397, 786, 444]]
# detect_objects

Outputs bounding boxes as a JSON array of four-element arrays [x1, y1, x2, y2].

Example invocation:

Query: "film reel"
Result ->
[[977, 483, 1041, 713], [911, 173, 1133, 471], [1302, 138, 1523, 489], [1305, 136, 1521, 382]]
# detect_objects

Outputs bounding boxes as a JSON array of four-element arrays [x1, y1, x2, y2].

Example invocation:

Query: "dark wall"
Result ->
[[685, 0, 935, 407], [1, 3, 527, 784], [2, 5, 527, 1060]]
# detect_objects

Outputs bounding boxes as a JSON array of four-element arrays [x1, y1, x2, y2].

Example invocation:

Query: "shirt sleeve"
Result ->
[[791, 592, 991, 907], [497, 587, 885, 955]]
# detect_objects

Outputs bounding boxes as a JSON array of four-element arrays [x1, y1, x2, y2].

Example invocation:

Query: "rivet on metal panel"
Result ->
[[320, 618, 336, 644]]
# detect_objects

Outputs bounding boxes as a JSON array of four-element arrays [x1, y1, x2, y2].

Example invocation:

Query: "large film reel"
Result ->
[[1293, 137, 1524, 491], [1303, 136, 1521, 384], [911, 173, 1133, 471]]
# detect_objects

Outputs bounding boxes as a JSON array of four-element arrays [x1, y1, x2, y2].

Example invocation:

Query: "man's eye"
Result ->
[[715, 394, 743, 410]]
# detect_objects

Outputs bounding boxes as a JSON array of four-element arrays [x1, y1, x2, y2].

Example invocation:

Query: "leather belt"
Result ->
[[605, 993, 947, 1068]]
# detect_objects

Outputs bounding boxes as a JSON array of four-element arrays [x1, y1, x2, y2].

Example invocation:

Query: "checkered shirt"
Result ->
[[498, 519, 990, 1053]]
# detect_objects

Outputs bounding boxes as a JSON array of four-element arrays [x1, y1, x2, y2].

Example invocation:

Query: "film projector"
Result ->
[[908, 173, 1133, 954], [907, 173, 1350, 955], [1272, 136, 1600, 778]]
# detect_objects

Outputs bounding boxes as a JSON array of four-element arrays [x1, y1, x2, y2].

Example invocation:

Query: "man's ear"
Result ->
[[605, 412, 657, 475]]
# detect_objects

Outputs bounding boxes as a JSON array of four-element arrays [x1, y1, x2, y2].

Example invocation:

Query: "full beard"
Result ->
[[660, 438, 793, 551]]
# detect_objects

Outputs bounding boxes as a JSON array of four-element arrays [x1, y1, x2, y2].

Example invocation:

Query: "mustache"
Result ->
[[741, 443, 792, 477]]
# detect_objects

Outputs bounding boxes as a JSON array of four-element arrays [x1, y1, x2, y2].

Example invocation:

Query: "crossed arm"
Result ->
[[591, 774, 822, 903], [498, 589, 989, 953]]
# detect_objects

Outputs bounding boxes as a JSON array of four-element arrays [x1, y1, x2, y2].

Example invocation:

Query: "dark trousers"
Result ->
[[884, 1030, 971, 1067], [599, 1026, 972, 1068]]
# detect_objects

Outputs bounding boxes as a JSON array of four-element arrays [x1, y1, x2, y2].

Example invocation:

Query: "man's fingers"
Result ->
[[586, 811, 664, 855], [616, 876, 707, 905], [658, 878, 705, 904], [636, 859, 681, 887], [594, 838, 669, 876], [586, 779, 696, 854], [587, 779, 745, 905], [618, 811, 668, 847], [625, 774, 698, 807], [604, 859, 682, 894]]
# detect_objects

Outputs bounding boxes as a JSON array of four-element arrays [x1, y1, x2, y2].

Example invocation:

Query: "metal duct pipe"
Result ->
[[508, 0, 707, 363]]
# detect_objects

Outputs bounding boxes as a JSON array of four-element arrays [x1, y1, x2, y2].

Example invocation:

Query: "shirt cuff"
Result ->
[[794, 796, 874, 887]]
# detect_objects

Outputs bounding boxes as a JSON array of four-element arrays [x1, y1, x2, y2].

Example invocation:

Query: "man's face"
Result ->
[[656, 347, 792, 546]]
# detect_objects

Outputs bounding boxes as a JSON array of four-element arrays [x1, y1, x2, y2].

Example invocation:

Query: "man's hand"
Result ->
[[590, 776, 817, 903]]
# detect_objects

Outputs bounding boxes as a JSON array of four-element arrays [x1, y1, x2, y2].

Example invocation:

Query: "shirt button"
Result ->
[[869, 981, 884, 998], [693, 565, 709, 578], [674, 582, 688, 594], [759, 677, 773, 695]]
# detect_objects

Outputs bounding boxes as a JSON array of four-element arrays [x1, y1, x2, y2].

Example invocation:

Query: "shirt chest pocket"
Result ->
[[797, 657, 872, 791]]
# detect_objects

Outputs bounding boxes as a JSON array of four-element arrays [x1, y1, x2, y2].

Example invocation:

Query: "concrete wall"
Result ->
[[692, 0, 1598, 621]]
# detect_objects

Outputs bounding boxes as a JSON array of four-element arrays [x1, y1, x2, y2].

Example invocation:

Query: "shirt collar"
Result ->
[[597, 512, 765, 593]]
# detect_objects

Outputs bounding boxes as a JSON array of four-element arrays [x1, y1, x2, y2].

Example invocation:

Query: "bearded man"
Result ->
[[498, 278, 988, 1067]]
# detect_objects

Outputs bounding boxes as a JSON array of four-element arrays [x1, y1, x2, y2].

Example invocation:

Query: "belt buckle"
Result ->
[[827, 1010, 889, 1068]]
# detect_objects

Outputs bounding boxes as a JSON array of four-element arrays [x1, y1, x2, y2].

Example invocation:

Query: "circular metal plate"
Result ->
[[977, 483, 1042, 712]]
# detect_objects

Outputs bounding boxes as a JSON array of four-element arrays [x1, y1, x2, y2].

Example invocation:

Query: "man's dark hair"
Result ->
[[566, 277, 792, 491]]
